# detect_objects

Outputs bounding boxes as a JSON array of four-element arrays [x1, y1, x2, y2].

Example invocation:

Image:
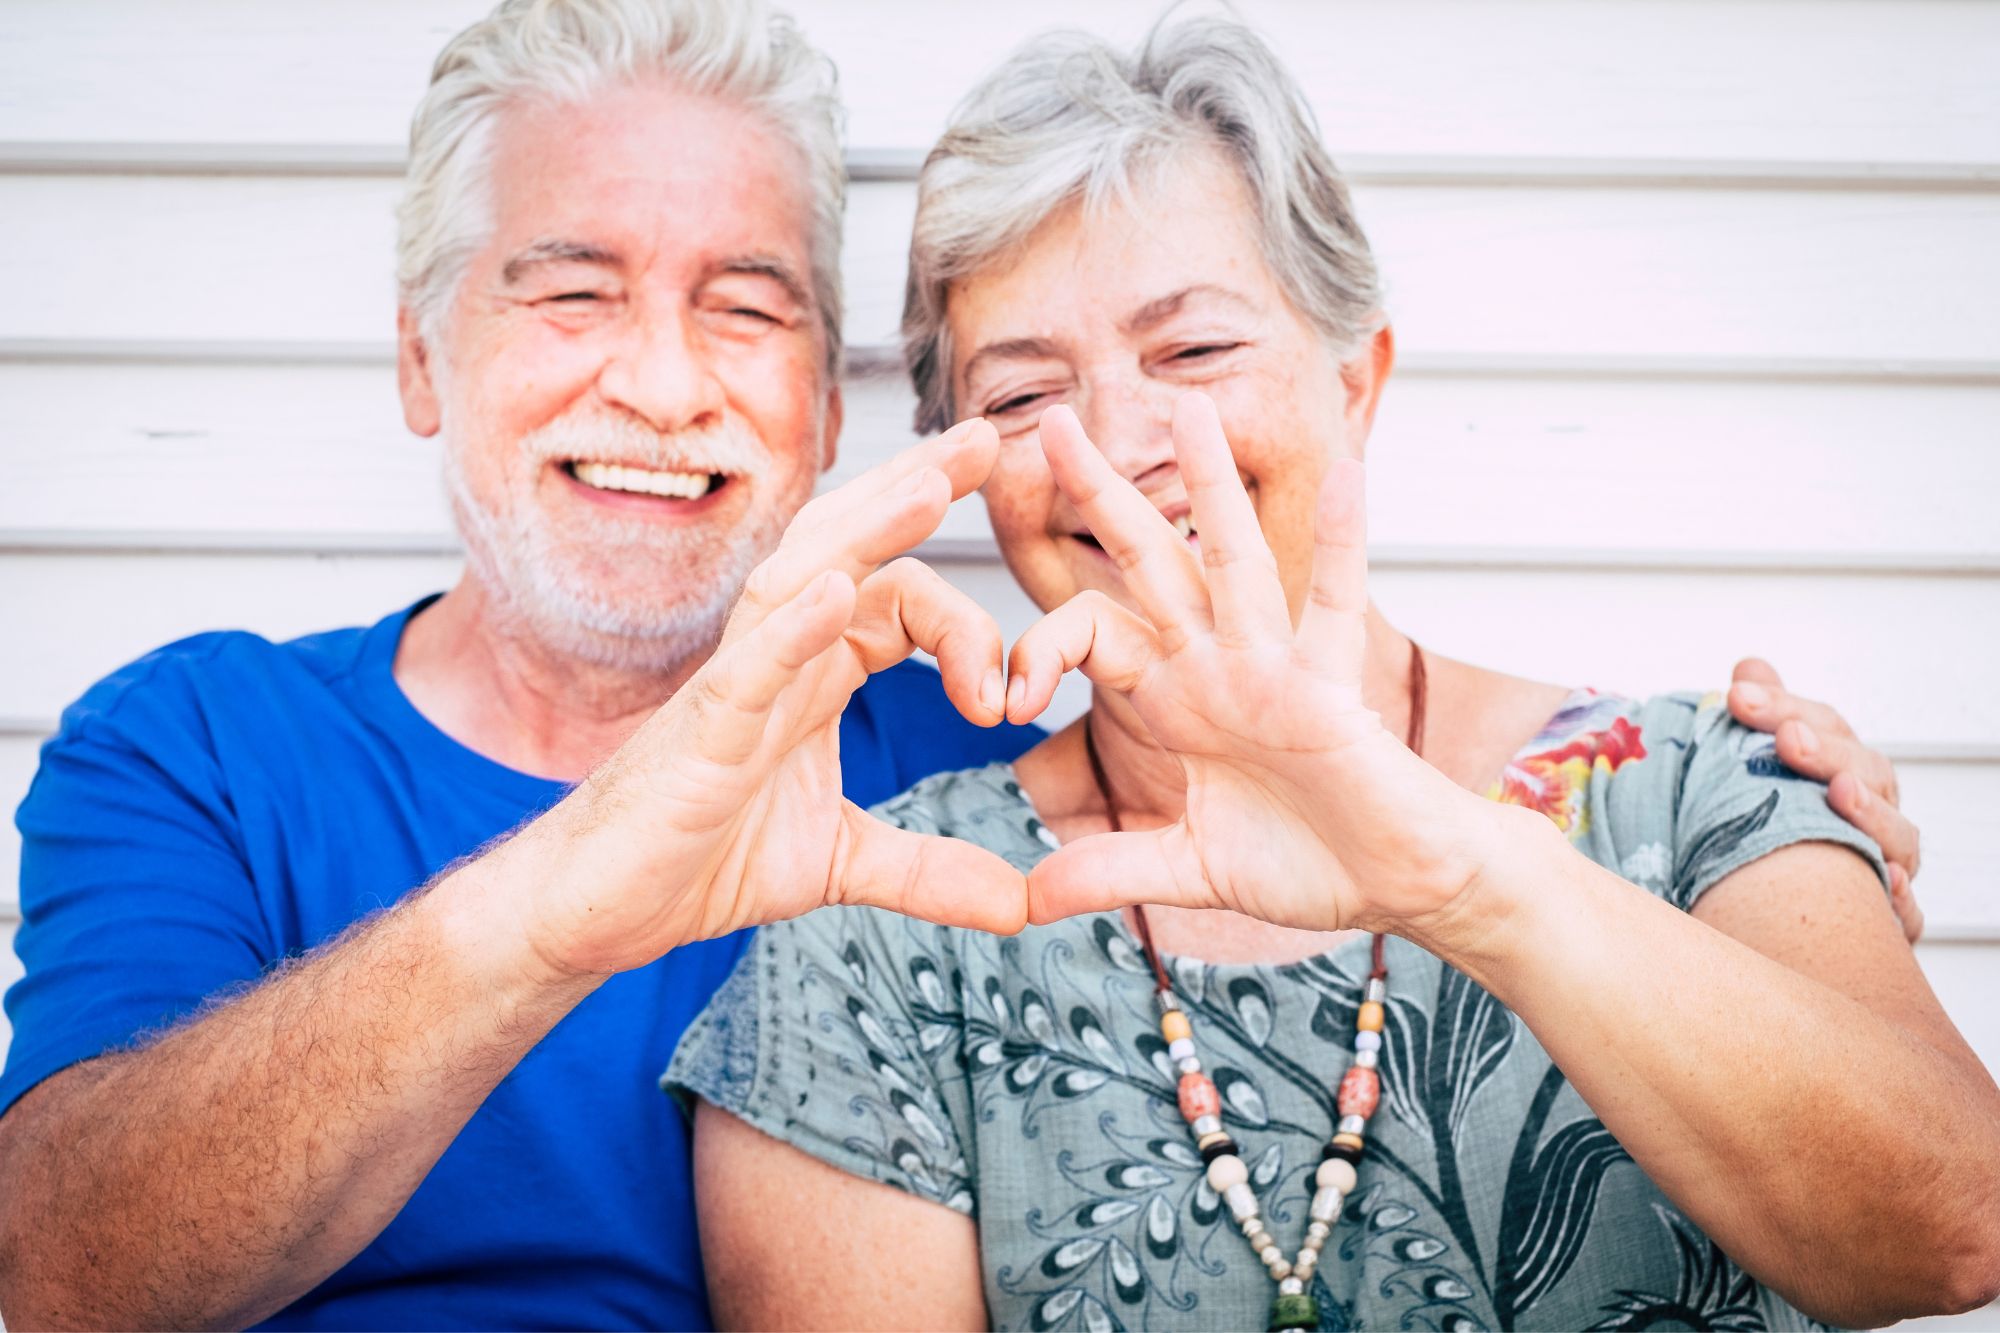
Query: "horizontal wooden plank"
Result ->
[[3, 174, 1996, 362], [6, 361, 1995, 562], [2, 549, 1994, 741], [3, 1, 1995, 170]]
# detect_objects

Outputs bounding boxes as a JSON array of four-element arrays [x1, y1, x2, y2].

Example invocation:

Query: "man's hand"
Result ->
[[1727, 658, 1924, 941], [506, 418, 1030, 981]]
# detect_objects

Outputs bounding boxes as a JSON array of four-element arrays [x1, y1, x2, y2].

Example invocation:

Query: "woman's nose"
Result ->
[[1072, 380, 1177, 484]]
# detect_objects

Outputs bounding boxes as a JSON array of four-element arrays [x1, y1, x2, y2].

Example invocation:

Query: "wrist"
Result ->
[[1394, 800, 1566, 981], [423, 816, 614, 1005]]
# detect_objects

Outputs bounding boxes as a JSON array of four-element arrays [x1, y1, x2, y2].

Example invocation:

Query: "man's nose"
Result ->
[[1072, 377, 1177, 486], [596, 306, 726, 433]]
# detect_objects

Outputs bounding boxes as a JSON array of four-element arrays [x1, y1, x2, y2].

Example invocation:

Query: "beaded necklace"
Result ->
[[1080, 643, 1427, 1332]]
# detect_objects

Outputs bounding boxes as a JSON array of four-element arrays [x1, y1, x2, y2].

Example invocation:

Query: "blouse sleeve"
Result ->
[[1663, 694, 1890, 912], [664, 901, 979, 1216]]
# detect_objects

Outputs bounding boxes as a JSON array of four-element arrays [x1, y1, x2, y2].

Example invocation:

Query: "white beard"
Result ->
[[443, 406, 802, 676]]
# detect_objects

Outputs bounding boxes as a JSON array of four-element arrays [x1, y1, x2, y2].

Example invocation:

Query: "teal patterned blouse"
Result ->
[[667, 690, 1885, 1331]]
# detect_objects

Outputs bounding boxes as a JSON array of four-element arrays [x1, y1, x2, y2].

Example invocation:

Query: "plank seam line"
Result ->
[[4, 142, 1997, 191], [3, 340, 1997, 387]]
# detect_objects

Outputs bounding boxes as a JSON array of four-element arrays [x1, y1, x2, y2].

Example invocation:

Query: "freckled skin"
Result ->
[[948, 146, 1380, 626]]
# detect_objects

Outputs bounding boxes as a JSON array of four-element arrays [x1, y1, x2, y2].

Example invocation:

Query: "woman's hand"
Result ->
[[1008, 394, 1519, 935], [509, 419, 1029, 980]]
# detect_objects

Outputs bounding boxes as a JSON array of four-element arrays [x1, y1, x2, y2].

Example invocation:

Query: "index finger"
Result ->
[[732, 418, 1001, 631], [1039, 404, 1211, 648]]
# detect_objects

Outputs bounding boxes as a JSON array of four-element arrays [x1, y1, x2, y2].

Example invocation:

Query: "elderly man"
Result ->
[[0, 0, 1925, 1329]]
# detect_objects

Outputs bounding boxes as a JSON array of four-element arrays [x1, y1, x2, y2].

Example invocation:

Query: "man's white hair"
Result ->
[[396, 0, 846, 376], [902, 11, 1383, 433]]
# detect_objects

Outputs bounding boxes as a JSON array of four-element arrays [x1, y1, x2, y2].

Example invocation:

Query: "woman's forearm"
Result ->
[[1407, 807, 2000, 1326]]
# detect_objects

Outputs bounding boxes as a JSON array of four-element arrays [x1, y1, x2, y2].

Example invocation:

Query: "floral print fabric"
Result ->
[[667, 690, 1884, 1331]]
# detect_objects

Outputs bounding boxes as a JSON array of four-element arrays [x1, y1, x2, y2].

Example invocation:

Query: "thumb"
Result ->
[[1025, 824, 1210, 925], [831, 802, 1030, 935]]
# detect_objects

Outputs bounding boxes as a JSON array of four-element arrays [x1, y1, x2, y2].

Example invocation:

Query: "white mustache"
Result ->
[[519, 408, 772, 480]]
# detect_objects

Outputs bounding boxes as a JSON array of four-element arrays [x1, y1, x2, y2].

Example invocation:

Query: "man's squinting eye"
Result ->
[[544, 291, 605, 303]]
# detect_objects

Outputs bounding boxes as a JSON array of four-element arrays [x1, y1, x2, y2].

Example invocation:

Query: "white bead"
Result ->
[[1176, 1056, 1203, 1076], [1338, 1114, 1367, 1136], [1354, 1047, 1378, 1070], [1354, 1029, 1382, 1053], [1307, 1220, 1332, 1242], [1279, 1276, 1305, 1296], [1168, 1037, 1197, 1062], [1296, 1252, 1318, 1277], [1191, 1114, 1223, 1137], [1259, 1245, 1284, 1267], [1224, 1181, 1260, 1222], [1205, 1153, 1249, 1193], [1240, 1215, 1265, 1237], [1309, 1187, 1344, 1223], [1317, 1158, 1358, 1194], [1364, 977, 1387, 1004]]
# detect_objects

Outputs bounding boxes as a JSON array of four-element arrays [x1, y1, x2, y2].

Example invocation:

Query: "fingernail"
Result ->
[[1791, 721, 1817, 758], [1006, 675, 1026, 716], [1734, 682, 1768, 710], [980, 668, 1003, 716]]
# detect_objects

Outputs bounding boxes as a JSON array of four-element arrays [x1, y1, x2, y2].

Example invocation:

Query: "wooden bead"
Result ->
[[1160, 1010, 1193, 1043], [1321, 1140, 1363, 1166], [1205, 1152, 1249, 1193], [1178, 1071, 1222, 1121], [1332, 1132, 1365, 1152], [1198, 1135, 1238, 1163], [1357, 1001, 1385, 1032], [1337, 1065, 1380, 1119]]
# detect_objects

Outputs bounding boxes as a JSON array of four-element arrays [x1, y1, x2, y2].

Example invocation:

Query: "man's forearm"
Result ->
[[0, 833, 602, 1330]]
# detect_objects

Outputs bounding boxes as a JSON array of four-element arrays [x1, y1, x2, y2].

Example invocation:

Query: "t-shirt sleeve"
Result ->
[[664, 900, 978, 1216], [1664, 695, 1890, 912], [2, 665, 273, 1115]]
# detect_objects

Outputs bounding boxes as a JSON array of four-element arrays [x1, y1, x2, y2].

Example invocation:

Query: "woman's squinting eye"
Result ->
[[986, 389, 1048, 416], [1173, 341, 1242, 361]]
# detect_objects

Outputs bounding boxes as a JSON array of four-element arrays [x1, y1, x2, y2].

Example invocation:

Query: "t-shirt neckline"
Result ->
[[354, 595, 570, 807]]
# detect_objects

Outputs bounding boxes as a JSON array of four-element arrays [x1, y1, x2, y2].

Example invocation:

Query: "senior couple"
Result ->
[[1, 0, 1994, 1329]]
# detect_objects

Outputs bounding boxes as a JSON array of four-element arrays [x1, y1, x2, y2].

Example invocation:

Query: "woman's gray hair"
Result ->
[[397, 0, 846, 376], [902, 12, 1382, 433]]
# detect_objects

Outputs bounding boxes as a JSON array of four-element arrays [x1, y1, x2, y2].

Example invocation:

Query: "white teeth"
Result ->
[[571, 461, 715, 500], [1172, 514, 1197, 540]]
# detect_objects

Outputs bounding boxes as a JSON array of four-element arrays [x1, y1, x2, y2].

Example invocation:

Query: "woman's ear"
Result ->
[[1337, 322, 1396, 455], [397, 308, 442, 438]]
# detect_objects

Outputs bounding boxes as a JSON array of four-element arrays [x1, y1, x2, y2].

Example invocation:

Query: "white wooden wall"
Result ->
[[1, 3, 1996, 1321]]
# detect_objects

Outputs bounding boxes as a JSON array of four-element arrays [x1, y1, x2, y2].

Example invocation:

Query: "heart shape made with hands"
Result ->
[[552, 394, 1498, 981]]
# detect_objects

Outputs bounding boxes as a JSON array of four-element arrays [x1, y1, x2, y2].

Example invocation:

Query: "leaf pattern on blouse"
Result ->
[[667, 691, 1887, 1331]]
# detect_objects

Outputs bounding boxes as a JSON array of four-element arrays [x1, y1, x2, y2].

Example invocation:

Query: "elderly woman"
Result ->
[[668, 15, 2000, 1331]]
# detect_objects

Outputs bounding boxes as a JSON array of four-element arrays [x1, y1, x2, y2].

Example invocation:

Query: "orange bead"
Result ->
[[1332, 1132, 1365, 1152], [1160, 1010, 1193, 1043], [1337, 1065, 1380, 1119], [1357, 1001, 1385, 1033], [1178, 1072, 1222, 1122]]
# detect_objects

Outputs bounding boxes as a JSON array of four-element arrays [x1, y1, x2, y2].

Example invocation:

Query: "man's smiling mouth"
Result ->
[[563, 460, 728, 500]]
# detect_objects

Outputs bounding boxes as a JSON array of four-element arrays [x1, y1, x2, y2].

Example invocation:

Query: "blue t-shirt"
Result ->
[[2, 596, 1041, 1330]]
